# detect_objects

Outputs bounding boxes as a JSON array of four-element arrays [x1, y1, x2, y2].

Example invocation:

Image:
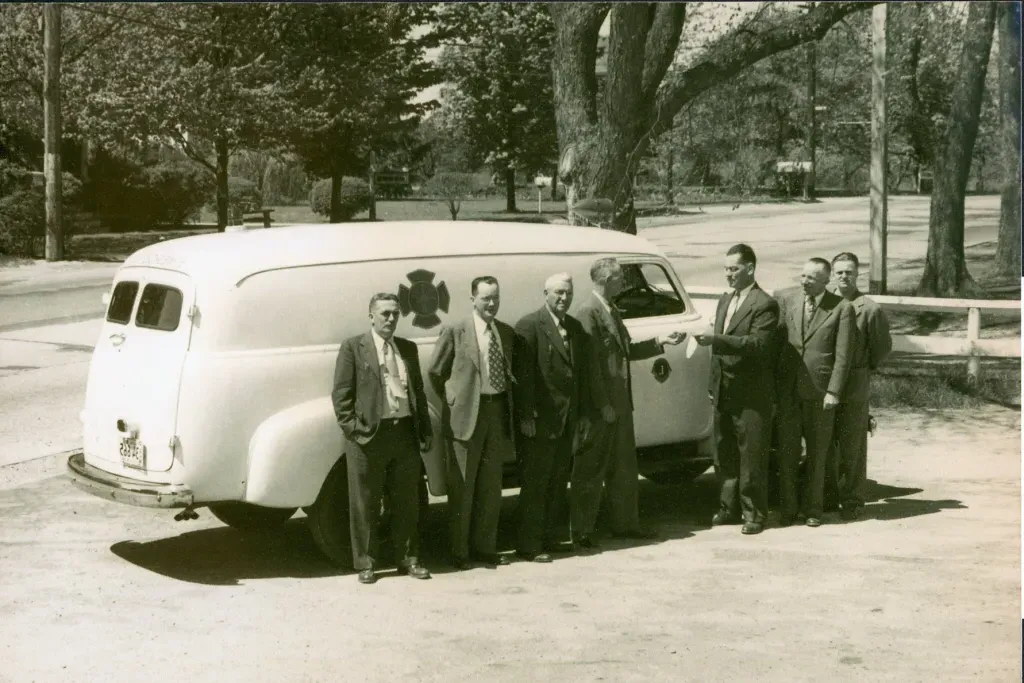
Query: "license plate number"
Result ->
[[120, 437, 146, 470]]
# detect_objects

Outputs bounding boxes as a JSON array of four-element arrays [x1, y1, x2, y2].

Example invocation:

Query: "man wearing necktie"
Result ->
[[513, 273, 594, 562], [693, 244, 779, 535], [428, 276, 519, 569], [775, 258, 855, 528], [332, 293, 433, 585], [570, 258, 686, 548]]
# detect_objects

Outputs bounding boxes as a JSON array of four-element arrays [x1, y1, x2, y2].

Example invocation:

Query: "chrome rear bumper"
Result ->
[[67, 451, 194, 508]]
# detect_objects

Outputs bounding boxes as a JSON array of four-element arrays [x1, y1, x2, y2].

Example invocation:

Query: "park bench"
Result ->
[[242, 208, 275, 228]]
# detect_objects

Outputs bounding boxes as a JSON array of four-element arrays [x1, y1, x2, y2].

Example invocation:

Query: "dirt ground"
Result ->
[[0, 406, 1019, 683]]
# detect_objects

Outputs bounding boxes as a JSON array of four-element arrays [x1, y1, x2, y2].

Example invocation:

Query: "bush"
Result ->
[[424, 172, 481, 220], [308, 177, 373, 221], [94, 158, 212, 232], [0, 163, 83, 257]]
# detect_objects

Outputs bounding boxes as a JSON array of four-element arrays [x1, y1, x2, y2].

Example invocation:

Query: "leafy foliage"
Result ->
[[424, 172, 481, 220], [308, 177, 372, 221], [0, 161, 82, 256]]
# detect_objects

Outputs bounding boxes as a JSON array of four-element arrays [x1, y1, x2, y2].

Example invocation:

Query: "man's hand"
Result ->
[[660, 331, 687, 346], [419, 436, 432, 452], [520, 419, 536, 438], [693, 333, 714, 347], [601, 405, 617, 424], [578, 416, 591, 444], [823, 392, 840, 410]]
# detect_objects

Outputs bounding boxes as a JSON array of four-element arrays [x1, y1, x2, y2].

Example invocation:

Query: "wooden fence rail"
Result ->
[[684, 285, 1021, 383]]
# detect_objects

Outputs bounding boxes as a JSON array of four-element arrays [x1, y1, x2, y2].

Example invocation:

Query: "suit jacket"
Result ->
[[427, 316, 518, 443], [513, 306, 593, 439], [332, 332, 432, 447], [777, 289, 855, 401], [708, 283, 779, 411], [841, 291, 892, 404], [575, 292, 663, 416]]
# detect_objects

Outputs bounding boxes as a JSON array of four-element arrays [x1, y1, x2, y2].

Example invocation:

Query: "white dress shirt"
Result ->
[[722, 282, 756, 331], [472, 311, 505, 395], [370, 328, 410, 418]]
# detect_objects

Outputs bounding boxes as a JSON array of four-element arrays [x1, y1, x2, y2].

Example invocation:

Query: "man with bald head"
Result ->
[[513, 273, 594, 562], [775, 257, 855, 528]]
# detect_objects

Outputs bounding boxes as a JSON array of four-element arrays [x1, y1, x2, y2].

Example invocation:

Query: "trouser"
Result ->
[[447, 395, 513, 559], [570, 411, 639, 536], [776, 396, 836, 519], [346, 417, 421, 571], [715, 403, 772, 524], [833, 399, 870, 509], [517, 427, 574, 554]]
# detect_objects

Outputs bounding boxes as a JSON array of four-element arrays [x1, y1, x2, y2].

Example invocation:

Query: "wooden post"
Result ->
[[666, 147, 675, 205], [966, 306, 982, 385], [869, 3, 888, 294], [43, 3, 64, 261], [804, 38, 817, 200], [368, 151, 377, 221]]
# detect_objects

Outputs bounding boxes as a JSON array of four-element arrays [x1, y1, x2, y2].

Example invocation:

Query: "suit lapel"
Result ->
[[725, 286, 758, 333], [539, 307, 570, 361], [804, 291, 837, 340], [360, 332, 381, 382], [715, 294, 730, 335], [594, 293, 626, 353], [464, 317, 481, 371]]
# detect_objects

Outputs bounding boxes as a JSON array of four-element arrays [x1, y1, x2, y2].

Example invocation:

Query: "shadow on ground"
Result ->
[[109, 471, 959, 585]]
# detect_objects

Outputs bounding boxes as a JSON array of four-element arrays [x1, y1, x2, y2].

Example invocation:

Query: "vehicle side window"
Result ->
[[615, 263, 686, 320], [106, 281, 139, 325], [135, 284, 184, 332]]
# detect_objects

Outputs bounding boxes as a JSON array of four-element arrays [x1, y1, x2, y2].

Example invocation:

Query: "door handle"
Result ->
[[652, 358, 671, 383], [109, 333, 125, 347]]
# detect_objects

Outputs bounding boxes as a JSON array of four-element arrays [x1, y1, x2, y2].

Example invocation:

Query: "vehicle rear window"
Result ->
[[106, 281, 139, 325], [135, 284, 184, 331]]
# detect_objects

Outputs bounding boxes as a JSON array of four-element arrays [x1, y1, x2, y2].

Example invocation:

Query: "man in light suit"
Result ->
[[694, 244, 779, 535], [776, 257, 855, 528], [427, 276, 518, 569], [332, 293, 433, 585], [829, 252, 892, 520], [571, 257, 685, 548], [513, 273, 593, 562]]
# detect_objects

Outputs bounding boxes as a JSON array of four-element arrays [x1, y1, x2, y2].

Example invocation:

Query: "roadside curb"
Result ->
[[0, 448, 78, 491]]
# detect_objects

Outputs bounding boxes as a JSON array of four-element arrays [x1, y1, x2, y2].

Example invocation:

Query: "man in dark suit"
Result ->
[[829, 251, 892, 520], [694, 244, 779, 535], [513, 273, 593, 562], [570, 257, 686, 548], [427, 276, 518, 569], [776, 258, 855, 528], [332, 293, 433, 585]]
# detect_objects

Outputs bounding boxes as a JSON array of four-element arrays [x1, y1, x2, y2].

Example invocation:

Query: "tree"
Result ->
[[549, 2, 876, 233], [918, 3, 997, 297], [425, 172, 479, 220], [994, 2, 1021, 277], [275, 4, 439, 222], [436, 3, 558, 213]]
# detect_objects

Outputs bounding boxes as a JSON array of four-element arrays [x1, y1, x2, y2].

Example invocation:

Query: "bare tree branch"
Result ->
[[641, 3, 686, 102], [64, 7, 132, 64]]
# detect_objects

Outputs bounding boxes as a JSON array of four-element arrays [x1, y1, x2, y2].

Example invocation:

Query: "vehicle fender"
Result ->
[[244, 398, 343, 508]]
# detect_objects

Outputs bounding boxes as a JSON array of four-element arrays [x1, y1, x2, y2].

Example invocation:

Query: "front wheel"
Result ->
[[306, 457, 353, 568], [208, 502, 297, 531]]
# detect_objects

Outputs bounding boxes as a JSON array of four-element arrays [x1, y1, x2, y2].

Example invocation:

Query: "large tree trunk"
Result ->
[[918, 3, 997, 297], [504, 166, 517, 213], [549, 3, 874, 233], [995, 2, 1021, 276], [215, 136, 229, 232]]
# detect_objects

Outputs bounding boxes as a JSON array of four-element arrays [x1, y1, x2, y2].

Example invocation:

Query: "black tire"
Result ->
[[208, 502, 297, 531], [644, 462, 711, 486], [306, 457, 353, 568]]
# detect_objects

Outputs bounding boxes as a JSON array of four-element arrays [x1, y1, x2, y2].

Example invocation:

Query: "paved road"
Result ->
[[0, 195, 1004, 466], [0, 407, 1018, 682]]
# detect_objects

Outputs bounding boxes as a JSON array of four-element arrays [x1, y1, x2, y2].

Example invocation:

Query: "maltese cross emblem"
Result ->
[[398, 269, 450, 329]]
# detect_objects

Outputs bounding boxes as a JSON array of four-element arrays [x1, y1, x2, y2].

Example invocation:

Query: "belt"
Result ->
[[479, 392, 507, 403]]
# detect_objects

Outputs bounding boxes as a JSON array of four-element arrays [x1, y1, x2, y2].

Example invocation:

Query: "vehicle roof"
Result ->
[[120, 221, 666, 286]]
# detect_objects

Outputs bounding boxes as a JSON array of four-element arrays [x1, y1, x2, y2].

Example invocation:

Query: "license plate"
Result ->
[[120, 436, 146, 470]]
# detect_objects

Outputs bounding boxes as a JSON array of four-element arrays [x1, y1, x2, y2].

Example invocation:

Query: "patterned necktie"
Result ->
[[557, 319, 571, 360], [487, 325, 507, 393], [383, 341, 407, 410], [803, 295, 817, 334]]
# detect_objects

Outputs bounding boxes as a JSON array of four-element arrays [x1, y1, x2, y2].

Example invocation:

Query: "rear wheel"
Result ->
[[208, 502, 297, 531], [306, 457, 353, 568]]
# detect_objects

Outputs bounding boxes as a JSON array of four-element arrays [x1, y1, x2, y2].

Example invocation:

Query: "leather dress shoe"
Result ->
[[613, 527, 659, 540], [516, 551, 553, 563], [397, 564, 432, 579], [840, 505, 861, 521], [778, 515, 796, 528], [451, 557, 471, 571], [543, 541, 573, 554], [357, 569, 377, 585], [741, 522, 764, 535], [574, 535, 600, 550], [471, 552, 510, 566], [711, 512, 741, 526], [805, 517, 823, 528]]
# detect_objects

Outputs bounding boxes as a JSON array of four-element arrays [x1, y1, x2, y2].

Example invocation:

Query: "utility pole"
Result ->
[[43, 3, 64, 261], [804, 35, 817, 200], [869, 3, 888, 294]]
